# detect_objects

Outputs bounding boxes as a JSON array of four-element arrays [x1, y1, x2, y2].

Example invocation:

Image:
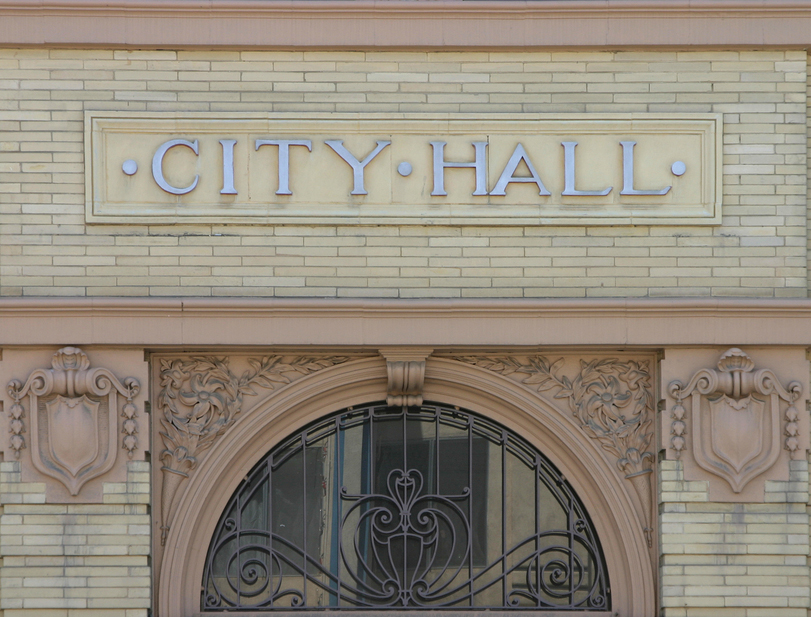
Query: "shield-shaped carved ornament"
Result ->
[[705, 394, 767, 478], [670, 348, 800, 495], [694, 388, 779, 494], [6, 347, 141, 499], [46, 395, 100, 480]]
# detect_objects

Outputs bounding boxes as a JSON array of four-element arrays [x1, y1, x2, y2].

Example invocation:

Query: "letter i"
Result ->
[[220, 139, 237, 195]]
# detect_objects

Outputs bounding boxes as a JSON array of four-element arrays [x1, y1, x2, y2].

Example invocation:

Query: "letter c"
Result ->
[[152, 139, 199, 195]]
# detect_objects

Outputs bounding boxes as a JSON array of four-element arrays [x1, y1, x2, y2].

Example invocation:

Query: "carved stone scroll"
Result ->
[[668, 348, 802, 494], [6, 347, 140, 496], [157, 354, 350, 545], [453, 355, 655, 547], [379, 348, 433, 407]]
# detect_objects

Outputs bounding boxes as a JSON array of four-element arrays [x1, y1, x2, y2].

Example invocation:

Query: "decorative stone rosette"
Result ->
[[668, 348, 802, 494], [6, 347, 140, 496]]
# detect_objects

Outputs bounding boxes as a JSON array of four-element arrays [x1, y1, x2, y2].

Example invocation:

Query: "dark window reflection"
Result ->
[[202, 403, 609, 611]]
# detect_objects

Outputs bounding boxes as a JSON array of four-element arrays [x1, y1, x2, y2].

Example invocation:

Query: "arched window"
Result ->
[[202, 402, 609, 611]]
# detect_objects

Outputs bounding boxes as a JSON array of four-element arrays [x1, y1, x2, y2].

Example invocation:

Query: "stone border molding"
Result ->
[[4, 0, 811, 48], [380, 347, 433, 407], [668, 348, 802, 494], [8, 298, 811, 347], [157, 356, 654, 617], [6, 346, 140, 496]]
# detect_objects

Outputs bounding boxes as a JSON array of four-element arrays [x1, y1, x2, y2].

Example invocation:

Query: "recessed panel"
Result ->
[[86, 112, 722, 226]]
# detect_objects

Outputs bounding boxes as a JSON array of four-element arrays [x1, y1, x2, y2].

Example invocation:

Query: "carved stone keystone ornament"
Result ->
[[668, 348, 802, 494], [380, 347, 433, 406], [6, 347, 140, 496]]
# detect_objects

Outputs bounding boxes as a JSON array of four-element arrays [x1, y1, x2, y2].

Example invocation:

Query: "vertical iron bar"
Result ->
[[402, 404, 407, 470], [402, 406, 408, 605], [434, 407, 440, 595], [434, 407, 439, 496], [467, 413, 474, 606], [501, 429, 507, 606], [535, 456, 540, 608], [358, 409, 373, 602], [367, 410, 374, 600], [236, 473, 242, 604], [568, 496, 574, 606], [267, 456, 282, 606], [368, 408, 374, 493], [302, 433, 308, 606], [331, 417, 342, 607]]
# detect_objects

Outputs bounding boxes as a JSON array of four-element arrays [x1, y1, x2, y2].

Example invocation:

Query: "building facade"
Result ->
[[1, 2, 811, 616]]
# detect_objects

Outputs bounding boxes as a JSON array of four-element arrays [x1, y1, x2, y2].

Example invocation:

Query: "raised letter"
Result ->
[[152, 139, 199, 195], [325, 140, 390, 195], [431, 141, 488, 196], [620, 141, 670, 196], [561, 141, 611, 196], [220, 139, 237, 195], [490, 143, 551, 196], [255, 139, 313, 195]]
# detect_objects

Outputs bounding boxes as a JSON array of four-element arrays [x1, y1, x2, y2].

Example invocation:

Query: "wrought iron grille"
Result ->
[[202, 402, 610, 611]]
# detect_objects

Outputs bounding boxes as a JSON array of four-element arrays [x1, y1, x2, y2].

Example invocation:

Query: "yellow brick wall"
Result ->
[[1, 46, 810, 617], [659, 459, 811, 616], [0, 461, 150, 617], [0, 49, 807, 298]]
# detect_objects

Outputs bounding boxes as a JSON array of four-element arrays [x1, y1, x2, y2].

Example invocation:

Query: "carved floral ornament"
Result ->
[[154, 352, 656, 551], [6, 347, 140, 496], [453, 355, 655, 547], [668, 348, 802, 494], [157, 354, 350, 544]]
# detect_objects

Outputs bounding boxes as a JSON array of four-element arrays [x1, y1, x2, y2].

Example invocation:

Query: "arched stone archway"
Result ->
[[157, 356, 655, 616]]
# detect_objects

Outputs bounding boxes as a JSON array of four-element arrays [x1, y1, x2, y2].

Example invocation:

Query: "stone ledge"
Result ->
[[3, 297, 811, 346], [3, 0, 811, 48]]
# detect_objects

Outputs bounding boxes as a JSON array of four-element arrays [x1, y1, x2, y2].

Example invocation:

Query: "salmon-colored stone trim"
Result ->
[[3, 0, 811, 48], [157, 357, 654, 616], [2, 298, 811, 346]]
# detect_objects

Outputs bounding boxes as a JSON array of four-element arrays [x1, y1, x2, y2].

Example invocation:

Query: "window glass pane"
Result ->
[[202, 403, 609, 611]]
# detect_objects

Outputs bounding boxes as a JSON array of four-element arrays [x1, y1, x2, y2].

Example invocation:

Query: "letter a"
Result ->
[[490, 144, 551, 196]]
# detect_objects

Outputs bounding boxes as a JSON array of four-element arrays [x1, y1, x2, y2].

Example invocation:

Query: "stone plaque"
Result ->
[[85, 112, 721, 225]]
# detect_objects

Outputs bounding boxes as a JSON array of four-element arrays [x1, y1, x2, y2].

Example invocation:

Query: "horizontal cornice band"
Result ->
[[1, 297, 810, 347], [3, 1, 811, 48]]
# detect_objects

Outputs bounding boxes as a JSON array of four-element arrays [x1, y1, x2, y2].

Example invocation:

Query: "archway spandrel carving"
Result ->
[[154, 353, 366, 545]]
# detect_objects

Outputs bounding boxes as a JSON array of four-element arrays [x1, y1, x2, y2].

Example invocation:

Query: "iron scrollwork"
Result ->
[[340, 468, 469, 606], [202, 403, 609, 611]]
